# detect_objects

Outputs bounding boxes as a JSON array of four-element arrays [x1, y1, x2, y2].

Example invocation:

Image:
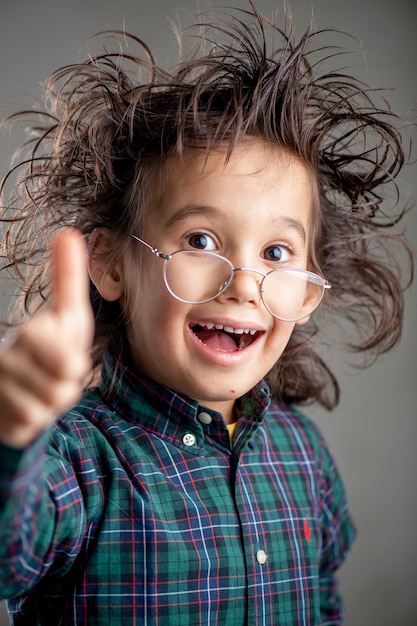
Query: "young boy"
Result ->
[[0, 4, 411, 624]]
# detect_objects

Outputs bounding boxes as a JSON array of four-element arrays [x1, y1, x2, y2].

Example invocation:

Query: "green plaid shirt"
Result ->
[[0, 352, 355, 625]]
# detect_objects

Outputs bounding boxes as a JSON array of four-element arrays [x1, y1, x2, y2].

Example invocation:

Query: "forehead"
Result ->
[[169, 141, 315, 188], [146, 140, 319, 234]]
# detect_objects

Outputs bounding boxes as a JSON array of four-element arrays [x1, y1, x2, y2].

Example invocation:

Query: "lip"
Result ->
[[187, 316, 266, 364]]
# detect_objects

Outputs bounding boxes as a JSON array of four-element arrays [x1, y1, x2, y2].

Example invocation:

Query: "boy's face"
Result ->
[[122, 141, 315, 422]]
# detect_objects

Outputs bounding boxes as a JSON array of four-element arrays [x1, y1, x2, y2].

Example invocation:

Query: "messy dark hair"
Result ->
[[0, 3, 413, 409]]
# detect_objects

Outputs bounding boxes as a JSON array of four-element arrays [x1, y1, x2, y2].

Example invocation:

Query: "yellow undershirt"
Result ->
[[226, 421, 238, 440]]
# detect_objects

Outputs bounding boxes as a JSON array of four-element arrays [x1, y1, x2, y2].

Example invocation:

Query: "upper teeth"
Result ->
[[203, 323, 257, 335]]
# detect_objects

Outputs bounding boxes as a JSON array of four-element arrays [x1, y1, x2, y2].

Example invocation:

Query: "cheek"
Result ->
[[125, 259, 166, 313], [126, 276, 186, 345], [268, 320, 296, 355]]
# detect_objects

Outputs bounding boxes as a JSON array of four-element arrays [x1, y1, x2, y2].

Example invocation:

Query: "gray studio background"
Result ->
[[0, 1, 416, 624]]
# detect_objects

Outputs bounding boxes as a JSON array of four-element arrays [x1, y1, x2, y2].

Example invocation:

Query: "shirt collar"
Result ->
[[99, 351, 271, 453]]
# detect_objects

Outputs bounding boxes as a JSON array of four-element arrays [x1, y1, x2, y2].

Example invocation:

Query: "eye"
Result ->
[[263, 244, 292, 263], [187, 233, 217, 251]]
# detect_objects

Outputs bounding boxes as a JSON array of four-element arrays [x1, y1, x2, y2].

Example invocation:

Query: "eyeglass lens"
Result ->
[[163, 250, 325, 321], [164, 250, 233, 304]]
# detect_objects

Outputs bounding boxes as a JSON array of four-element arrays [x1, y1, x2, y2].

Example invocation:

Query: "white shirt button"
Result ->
[[182, 433, 196, 447], [256, 549, 267, 565], [198, 411, 212, 425]]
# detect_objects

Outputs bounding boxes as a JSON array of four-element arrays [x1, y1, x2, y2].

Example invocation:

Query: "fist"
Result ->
[[0, 230, 94, 448]]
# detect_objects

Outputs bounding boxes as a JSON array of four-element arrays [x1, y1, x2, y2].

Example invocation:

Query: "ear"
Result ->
[[88, 228, 124, 302]]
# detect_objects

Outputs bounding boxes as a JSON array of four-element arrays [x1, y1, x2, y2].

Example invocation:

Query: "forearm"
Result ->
[[0, 430, 86, 600]]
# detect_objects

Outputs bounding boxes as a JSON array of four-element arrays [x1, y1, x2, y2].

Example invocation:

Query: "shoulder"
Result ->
[[264, 399, 327, 453], [49, 387, 113, 457], [261, 399, 344, 487]]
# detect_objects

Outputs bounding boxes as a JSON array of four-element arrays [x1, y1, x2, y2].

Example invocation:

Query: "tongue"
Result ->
[[194, 329, 238, 352]]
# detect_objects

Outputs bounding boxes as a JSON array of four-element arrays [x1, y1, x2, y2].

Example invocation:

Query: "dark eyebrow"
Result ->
[[162, 205, 219, 230], [276, 216, 307, 245]]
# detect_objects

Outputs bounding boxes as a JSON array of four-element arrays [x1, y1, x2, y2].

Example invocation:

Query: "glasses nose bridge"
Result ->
[[232, 266, 266, 287], [232, 266, 265, 276], [223, 266, 266, 302]]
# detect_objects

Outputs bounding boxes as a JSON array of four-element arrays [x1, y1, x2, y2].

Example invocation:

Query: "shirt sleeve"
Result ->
[[318, 440, 356, 625], [0, 429, 88, 600]]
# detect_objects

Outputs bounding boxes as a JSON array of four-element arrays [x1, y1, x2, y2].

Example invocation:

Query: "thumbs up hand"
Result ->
[[0, 230, 94, 448]]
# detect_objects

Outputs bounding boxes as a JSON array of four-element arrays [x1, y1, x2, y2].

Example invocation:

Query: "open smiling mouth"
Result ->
[[190, 322, 263, 352]]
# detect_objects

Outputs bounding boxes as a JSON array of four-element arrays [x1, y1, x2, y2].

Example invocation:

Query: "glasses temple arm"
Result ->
[[131, 235, 171, 260]]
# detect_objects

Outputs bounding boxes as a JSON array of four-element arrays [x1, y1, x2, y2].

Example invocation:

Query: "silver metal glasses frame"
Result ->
[[131, 234, 331, 321]]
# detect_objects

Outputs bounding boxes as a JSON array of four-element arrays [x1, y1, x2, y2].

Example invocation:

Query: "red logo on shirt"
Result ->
[[303, 517, 312, 542]]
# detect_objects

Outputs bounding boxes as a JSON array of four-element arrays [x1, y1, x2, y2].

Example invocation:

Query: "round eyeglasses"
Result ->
[[132, 235, 331, 322]]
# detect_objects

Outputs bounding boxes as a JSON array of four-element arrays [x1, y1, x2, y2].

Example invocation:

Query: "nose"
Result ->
[[218, 267, 263, 307]]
